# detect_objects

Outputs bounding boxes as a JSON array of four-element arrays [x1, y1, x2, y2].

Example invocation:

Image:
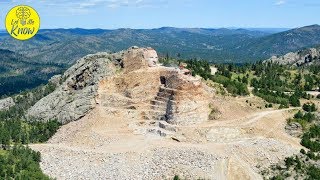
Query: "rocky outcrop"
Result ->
[[48, 75, 62, 87], [285, 122, 303, 137], [265, 46, 320, 66], [28, 47, 211, 127], [0, 97, 15, 111], [27, 52, 118, 123]]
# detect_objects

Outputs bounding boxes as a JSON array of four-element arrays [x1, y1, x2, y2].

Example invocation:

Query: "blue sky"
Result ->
[[0, 0, 319, 29]]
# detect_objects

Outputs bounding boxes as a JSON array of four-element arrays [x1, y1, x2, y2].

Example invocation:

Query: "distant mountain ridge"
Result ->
[[0, 27, 269, 65], [1, 25, 320, 96], [0, 25, 319, 66], [243, 25, 320, 58], [151, 27, 270, 36]]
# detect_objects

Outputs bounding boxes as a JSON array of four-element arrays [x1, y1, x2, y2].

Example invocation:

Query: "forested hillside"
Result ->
[[0, 49, 65, 96], [0, 25, 319, 66], [244, 25, 320, 58], [1, 25, 319, 96]]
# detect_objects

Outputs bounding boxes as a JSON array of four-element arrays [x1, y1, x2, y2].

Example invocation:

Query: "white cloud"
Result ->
[[274, 0, 286, 6]]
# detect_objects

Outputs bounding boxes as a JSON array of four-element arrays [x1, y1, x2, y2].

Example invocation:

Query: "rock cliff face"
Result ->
[[28, 47, 211, 127], [265, 46, 320, 66], [27, 52, 119, 123]]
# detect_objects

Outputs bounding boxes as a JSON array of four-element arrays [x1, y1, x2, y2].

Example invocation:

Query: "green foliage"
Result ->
[[289, 95, 301, 107], [302, 103, 317, 112], [211, 75, 249, 96], [250, 62, 290, 91], [253, 89, 289, 107], [0, 49, 64, 97], [294, 111, 304, 119], [214, 62, 320, 106], [173, 175, 180, 180], [0, 28, 274, 68], [294, 111, 315, 123], [267, 152, 320, 179], [28, 120, 61, 143], [304, 74, 316, 91], [0, 83, 61, 146], [289, 110, 316, 130], [185, 59, 211, 80], [185, 60, 249, 96], [306, 151, 319, 160], [307, 166, 320, 180], [0, 145, 50, 179], [0, 83, 60, 179], [179, 58, 318, 102], [284, 157, 295, 168], [301, 125, 320, 152], [0, 83, 56, 120], [266, 97, 320, 179], [0, 120, 61, 147], [249, 62, 306, 107]]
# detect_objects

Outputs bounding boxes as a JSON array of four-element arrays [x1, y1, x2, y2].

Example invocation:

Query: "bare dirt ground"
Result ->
[[31, 95, 302, 180]]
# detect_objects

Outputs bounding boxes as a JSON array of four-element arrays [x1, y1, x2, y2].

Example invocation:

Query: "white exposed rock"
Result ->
[[285, 122, 303, 137], [27, 52, 116, 124], [265, 47, 320, 66], [0, 97, 15, 111], [49, 75, 62, 87]]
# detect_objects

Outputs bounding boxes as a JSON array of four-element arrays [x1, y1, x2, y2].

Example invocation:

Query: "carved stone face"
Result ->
[[145, 49, 158, 67]]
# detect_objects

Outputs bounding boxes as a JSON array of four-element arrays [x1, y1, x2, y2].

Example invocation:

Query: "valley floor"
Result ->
[[30, 95, 302, 180]]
